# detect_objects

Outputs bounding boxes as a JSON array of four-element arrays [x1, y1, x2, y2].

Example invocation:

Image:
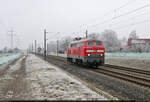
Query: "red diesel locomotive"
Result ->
[[67, 38, 105, 67]]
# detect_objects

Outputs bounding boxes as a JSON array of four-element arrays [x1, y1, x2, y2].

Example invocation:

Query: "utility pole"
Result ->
[[44, 29, 48, 60], [32, 43, 33, 53], [56, 32, 60, 56], [35, 40, 37, 54], [86, 29, 88, 38], [56, 40, 59, 56], [8, 29, 14, 50], [47, 43, 49, 56]]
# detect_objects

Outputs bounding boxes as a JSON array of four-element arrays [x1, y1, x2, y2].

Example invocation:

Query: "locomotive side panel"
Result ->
[[67, 39, 105, 67]]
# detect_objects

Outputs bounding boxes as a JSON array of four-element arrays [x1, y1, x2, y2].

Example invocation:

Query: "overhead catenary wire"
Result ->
[[56, 1, 150, 38], [91, 10, 150, 31], [115, 18, 150, 30], [116, 0, 136, 10], [85, 0, 136, 25], [66, 0, 136, 35], [89, 3, 150, 29]]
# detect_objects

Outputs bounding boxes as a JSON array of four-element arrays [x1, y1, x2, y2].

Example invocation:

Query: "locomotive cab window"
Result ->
[[70, 43, 77, 47], [87, 42, 94, 46], [96, 42, 102, 46]]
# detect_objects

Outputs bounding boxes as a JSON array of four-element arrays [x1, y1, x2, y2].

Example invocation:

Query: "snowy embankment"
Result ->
[[26, 54, 107, 100], [106, 52, 150, 58], [105, 53, 150, 71], [0, 53, 21, 65]]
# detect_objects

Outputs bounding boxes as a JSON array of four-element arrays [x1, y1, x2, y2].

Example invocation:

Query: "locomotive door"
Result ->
[[78, 47, 80, 59]]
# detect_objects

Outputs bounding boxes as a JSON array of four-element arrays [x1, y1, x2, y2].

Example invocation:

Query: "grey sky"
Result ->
[[0, 0, 150, 49]]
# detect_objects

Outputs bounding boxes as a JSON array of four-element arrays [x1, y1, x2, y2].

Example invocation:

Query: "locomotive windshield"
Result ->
[[96, 42, 102, 46], [87, 41, 102, 46], [87, 42, 94, 46]]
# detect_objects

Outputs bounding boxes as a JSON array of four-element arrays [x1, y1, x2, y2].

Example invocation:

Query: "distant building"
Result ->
[[127, 38, 150, 52]]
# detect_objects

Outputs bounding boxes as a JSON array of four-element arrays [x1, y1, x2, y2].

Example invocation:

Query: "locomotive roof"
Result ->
[[70, 38, 101, 44]]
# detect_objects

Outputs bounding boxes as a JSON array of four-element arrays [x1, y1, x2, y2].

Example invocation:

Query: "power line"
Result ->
[[66, 0, 136, 34], [86, 0, 136, 25], [115, 18, 150, 30], [91, 10, 150, 31], [89, 3, 150, 29], [114, 10, 150, 27], [116, 0, 136, 10], [71, 5, 150, 37]]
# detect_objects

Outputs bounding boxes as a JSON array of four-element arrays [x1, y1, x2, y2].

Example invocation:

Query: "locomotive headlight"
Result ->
[[88, 54, 90, 56], [97, 50, 104, 52], [101, 54, 103, 56]]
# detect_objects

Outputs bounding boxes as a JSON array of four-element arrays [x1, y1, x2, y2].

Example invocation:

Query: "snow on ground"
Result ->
[[0, 56, 27, 99], [0, 53, 20, 65], [0, 53, 21, 73], [106, 52, 150, 58], [105, 56, 150, 71], [26, 54, 107, 100]]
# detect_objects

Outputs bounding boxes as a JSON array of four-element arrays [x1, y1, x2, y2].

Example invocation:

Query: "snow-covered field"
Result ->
[[106, 52, 150, 58], [105, 57, 150, 71], [26, 54, 107, 100], [0, 56, 28, 100], [0, 53, 21, 65]]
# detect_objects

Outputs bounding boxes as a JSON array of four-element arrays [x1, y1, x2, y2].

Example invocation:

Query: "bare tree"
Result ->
[[59, 36, 72, 53], [129, 30, 138, 39], [119, 37, 128, 52], [47, 41, 57, 53], [128, 30, 140, 52], [100, 29, 120, 52], [88, 32, 100, 39]]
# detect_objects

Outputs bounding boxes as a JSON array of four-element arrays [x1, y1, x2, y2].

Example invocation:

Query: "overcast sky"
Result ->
[[0, 0, 150, 49]]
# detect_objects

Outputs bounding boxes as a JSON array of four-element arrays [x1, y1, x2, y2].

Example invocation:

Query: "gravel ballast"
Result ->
[[41, 55, 150, 102]]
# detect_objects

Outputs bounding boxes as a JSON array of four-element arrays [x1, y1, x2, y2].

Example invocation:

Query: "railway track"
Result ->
[[93, 65, 150, 88], [98, 64, 150, 88], [104, 64, 150, 76], [46, 55, 150, 88], [94, 67, 150, 88]]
